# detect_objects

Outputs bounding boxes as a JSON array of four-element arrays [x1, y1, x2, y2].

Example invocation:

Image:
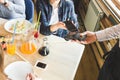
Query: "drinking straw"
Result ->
[[29, 40, 32, 51], [11, 21, 18, 43], [35, 11, 41, 30], [16, 51, 29, 63]]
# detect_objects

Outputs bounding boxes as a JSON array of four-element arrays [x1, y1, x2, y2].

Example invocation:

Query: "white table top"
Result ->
[[1, 18, 85, 80], [16, 35, 85, 80]]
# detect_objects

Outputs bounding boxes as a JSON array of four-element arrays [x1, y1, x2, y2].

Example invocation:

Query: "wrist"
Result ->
[[94, 33, 97, 41], [3, 2, 7, 5], [3, 0, 8, 6], [50, 25, 57, 32]]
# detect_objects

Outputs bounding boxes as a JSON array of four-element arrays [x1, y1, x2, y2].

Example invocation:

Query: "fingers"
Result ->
[[80, 31, 89, 36], [57, 22, 67, 30], [73, 39, 88, 44], [66, 19, 75, 25], [67, 18, 70, 21], [26, 73, 31, 80], [26, 73, 36, 80], [79, 40, 89, 44]]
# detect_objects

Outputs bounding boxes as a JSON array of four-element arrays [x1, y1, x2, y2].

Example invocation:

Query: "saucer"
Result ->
[[4, 61, 33, 80]]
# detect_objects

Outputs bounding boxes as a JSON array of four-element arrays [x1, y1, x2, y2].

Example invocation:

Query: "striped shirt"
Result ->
[[95, 23, 120, 47]]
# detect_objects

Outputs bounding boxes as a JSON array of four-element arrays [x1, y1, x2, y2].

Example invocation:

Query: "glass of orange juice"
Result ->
[[20, 41, 37, 54], [7, 42, 16, 55]]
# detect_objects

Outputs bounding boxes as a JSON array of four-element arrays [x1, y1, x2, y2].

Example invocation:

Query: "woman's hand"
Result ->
[[26, 73, 36, 80], [50, 22, 67, 32], [76, 31, 97, 44]]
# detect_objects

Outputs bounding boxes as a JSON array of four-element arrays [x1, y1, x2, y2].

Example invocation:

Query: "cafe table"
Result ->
[[0, 18, 85, 80]]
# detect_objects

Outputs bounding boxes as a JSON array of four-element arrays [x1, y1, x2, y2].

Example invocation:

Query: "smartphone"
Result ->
[[64, 21, 78, 32], [34, 60, 47, 69]]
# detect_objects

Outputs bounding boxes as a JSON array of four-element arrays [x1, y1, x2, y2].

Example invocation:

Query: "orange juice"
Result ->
[[20, 42, 36, 54], [7, 43, 16, 55]]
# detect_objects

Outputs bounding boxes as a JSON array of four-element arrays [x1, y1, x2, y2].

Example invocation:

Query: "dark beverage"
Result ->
[[38, 46, 49, 56]]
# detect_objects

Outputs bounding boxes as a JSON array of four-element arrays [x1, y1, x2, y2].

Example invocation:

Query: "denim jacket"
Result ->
[[36, 0, 79, 38]]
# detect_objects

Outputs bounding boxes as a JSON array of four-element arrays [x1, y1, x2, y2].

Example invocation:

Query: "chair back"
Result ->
[[24, 0, 34, 23]]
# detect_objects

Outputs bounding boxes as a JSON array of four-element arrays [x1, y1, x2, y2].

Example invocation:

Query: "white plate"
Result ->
[[4, 61, 33, 80], [4, 19, 32, 34]]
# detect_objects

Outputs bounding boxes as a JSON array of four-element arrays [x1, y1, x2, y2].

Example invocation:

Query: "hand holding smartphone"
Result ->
[[63, 21, 86, 41], [64, 21, 78, 32]]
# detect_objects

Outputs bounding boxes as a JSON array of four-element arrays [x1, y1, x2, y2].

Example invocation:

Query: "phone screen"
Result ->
[[36, 62, 47, 69], [64, 21, 78, 32]]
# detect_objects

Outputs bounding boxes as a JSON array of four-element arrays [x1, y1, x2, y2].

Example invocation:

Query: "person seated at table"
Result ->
[[0, 0, 25, 19], [0, 44, 40, 80], [36, 0, 79, 38], [76, 23, 120, 80]]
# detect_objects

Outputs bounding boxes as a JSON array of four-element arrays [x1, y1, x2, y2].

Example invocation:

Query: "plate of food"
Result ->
[[4, 19, 32, 34], [4, 61, 33, 80]]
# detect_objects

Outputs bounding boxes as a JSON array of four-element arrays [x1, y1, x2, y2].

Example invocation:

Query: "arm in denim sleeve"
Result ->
[[40, 24, 52, 35], [95, 24, 120, 41], [36, 0, 52, 35], [7, 0, 25, 14], [67, 0, 79, 28]]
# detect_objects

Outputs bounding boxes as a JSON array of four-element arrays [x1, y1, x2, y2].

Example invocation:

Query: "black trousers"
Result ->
[[98, 40, 120, 80]]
